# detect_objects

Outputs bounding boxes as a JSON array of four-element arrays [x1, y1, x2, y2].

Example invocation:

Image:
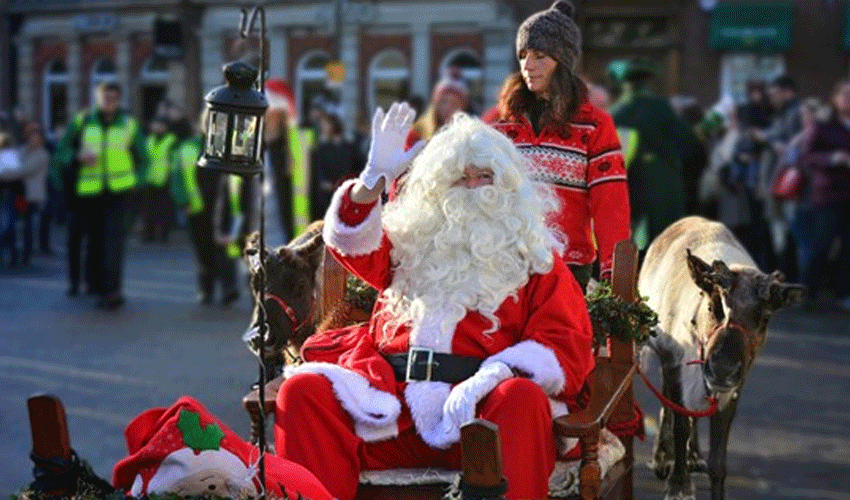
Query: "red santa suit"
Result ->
[[275, 180, 594, 500]]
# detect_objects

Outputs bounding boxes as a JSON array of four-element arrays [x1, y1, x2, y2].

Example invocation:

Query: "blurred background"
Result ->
[[1, 1, 850, 499]]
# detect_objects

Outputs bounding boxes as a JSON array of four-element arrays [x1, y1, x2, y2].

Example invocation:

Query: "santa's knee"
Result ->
[[276, 373, 334, 419], [482, 378, 551, 421]]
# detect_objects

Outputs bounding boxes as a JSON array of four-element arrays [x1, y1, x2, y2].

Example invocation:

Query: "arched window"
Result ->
[[42, 59, 69, 139], [368, 50, 409, 117], [440, 49, 483, 115], [296, 50, 330, 123], [89, 58, 118, 105]]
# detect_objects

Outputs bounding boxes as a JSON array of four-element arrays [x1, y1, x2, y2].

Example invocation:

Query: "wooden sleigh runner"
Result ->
[[244, 240, 641, 500]]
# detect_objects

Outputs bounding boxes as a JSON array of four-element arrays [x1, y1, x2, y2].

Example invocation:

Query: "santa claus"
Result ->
[[275, 103, 594, 500]]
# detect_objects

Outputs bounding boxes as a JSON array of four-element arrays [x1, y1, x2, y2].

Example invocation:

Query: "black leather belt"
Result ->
[[385, 347, 483, 383]]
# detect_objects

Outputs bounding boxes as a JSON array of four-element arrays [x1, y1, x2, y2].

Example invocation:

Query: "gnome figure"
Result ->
[[113, 396, 332, 500]]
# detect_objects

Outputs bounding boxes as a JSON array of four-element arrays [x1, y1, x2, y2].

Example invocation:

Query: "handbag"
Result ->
[[771, 163, 805, 200]]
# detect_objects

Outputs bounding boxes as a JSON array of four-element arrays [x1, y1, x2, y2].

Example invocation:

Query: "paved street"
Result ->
[[1, 210, 849, 499]]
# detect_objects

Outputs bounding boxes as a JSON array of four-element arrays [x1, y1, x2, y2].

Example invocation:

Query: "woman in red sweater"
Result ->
[[487, 0, 630, 290]]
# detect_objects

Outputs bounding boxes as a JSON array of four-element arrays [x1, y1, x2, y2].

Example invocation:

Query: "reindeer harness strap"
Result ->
[[264, 293, 311, 334]]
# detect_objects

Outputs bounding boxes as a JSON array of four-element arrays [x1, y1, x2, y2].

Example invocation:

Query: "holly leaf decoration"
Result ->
[[177, 409, 225, 452]]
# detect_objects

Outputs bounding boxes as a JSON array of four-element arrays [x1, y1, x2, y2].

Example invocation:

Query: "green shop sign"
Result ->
[[710, 2, 793, 52]]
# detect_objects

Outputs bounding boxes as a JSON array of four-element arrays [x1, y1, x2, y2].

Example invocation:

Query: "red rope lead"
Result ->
[[635, 364, 719, 418]]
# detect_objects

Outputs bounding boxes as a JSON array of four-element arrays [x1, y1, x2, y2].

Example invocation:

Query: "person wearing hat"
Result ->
[[487, 0, 630, 290], [405, 66, 471, 148], [610, 57, 704, 250]]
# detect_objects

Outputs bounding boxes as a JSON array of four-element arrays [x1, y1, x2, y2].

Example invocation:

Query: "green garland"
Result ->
[[344, 275, 378, 312], [585, 280, 658, 348]]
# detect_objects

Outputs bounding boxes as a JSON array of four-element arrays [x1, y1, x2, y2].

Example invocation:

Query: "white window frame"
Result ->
[[140, 55, 170, 83], [719, 53, 786, 104], [368, 49, 410, 116], [296, 49, 331, 122], [42, 59, 69, 141]]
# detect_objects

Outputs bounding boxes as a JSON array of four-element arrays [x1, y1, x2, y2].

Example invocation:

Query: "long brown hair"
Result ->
[[497, 61, 587, 129]]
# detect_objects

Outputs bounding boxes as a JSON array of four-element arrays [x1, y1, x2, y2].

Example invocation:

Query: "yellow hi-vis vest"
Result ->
[[289, 127, 315, 235], [76, 113, 139, 196], [616, 126, 640, 169], [145, 133, 177, 187], [226, 175, 243, 258]]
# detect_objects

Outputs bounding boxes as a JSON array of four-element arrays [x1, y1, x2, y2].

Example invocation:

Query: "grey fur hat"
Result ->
[[515, 0, 581, 71]]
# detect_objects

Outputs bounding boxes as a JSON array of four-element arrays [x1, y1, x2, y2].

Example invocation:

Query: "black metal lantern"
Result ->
[[198, 60, 267, 176]]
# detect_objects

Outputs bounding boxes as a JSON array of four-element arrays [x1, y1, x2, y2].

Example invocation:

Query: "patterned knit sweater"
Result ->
[[488, 102, 630, 276]]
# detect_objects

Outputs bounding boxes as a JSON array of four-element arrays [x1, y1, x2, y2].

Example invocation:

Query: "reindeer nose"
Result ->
[[705, 330, 745, 390]]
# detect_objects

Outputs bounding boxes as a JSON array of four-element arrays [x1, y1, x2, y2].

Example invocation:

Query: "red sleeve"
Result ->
[[586, 109, 631, 278], [524, 256, 595, 402], [404, 128, 421, 151], [338, 183, 378, 226]]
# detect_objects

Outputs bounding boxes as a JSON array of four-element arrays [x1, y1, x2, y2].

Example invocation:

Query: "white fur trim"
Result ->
[[482, 340, 566, 395], [408, 303, 457, 354], [285, 362, 401, 441], [323, 179, 384, 257], [549, 398, 569, 419]]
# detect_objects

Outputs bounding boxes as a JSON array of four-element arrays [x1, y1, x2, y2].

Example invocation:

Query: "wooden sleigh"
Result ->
[[244, 240, 640, 500]]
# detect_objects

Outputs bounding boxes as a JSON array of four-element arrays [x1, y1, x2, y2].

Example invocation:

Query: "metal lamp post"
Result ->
[[197, 4, 270, 496]]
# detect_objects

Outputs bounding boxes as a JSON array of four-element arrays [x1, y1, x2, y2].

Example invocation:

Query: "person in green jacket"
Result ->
[[141, 114, 177, 243], [170, 115, 238, 306], [52, 81, 148, 309], [611, 58, 705, 250]]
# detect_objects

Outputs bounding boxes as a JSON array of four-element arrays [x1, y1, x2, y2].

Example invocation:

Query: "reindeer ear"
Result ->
[[686, 249, 715, 294], [290, 231, 325, 270], [244, 231, 262, 272], [710, 259, 734, 289], [767, 281, 807, 311]]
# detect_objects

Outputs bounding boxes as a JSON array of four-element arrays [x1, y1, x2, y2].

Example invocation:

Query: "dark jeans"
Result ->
[[79, 192, 129, 297], [21, 202, 41, 265], [141, 185, 173, 242], [791, 202, 850, 298], [187, 209, 236, 299]]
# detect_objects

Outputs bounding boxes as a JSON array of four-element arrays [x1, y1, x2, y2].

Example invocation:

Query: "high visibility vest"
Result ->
[[145, 133, 177, 187], [226, 175, 244, 259], [616, 126, 640, 169], [289, 127, 314, 235], [173, 137, 204, 215], [76, 113, 139, 196]]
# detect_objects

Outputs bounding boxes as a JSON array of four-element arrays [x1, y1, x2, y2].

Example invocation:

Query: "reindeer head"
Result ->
[[686, 249, 806, 393], [243, 222, 325, 369]]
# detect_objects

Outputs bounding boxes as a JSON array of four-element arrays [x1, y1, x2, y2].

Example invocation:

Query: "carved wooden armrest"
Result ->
[[242, 374, 286, 442], [554, 358, 635, 438]]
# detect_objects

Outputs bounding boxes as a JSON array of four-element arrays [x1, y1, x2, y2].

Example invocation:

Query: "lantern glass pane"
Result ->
[[230, 114, 258, 159], [207, 110, 228, 157]]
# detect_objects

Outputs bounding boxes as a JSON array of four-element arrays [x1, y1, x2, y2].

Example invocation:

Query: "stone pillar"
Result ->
[[201, 30, 226, 97], [410, 23, 431, 101], [115, 35, 132, 109], [483, 27, 515, 111], [15, 34, 34, 119], [66, 35, 82, 114], [269, 26, 287, 81], [338, 23, 359, 132]]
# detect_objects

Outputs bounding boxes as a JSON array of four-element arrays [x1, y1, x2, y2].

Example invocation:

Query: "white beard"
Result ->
[[380, 186, 549, 352]]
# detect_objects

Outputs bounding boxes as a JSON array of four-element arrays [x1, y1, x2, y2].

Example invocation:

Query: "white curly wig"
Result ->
[[379, 113, 564, 342]]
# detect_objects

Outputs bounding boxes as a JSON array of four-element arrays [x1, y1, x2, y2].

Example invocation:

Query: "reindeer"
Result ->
[[242, 221, 325, 379], [637, 216, 805, 500]]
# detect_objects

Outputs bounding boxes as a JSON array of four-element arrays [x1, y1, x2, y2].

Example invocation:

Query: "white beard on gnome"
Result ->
[[375, 117, 564, 447]]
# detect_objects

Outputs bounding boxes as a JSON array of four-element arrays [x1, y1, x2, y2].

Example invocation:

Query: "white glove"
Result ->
[[443, 361, 513, 429], [359, 101, 424, 192]]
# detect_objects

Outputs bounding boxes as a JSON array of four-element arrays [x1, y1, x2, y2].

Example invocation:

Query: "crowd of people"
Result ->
[[3, 3, 849, 318]]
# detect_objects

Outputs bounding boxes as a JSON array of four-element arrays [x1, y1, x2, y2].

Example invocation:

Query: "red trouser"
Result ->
[[275, 373, 555, 500]]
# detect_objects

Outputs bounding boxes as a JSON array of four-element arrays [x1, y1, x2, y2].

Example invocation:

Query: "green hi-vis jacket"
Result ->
[[52, 109, 148, 197], [145, 132, 177, 187], [170, 136, 204, 214]]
